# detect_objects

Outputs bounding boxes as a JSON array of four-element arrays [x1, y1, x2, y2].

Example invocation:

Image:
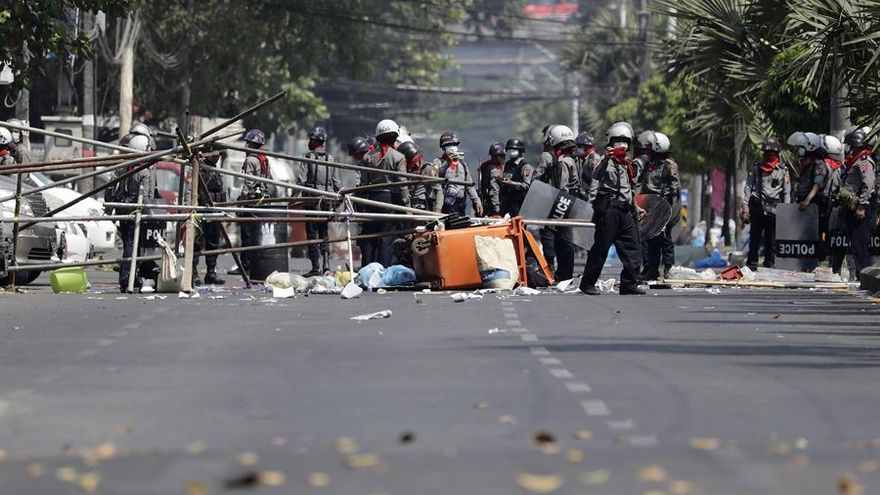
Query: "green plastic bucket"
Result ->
[[50, 267, 89, 293]]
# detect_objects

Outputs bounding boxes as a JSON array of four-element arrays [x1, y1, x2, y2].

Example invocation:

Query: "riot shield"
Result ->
[[635, 194, 673, 239], [774, 203, 819, 272], [519, 181, 594, 249]]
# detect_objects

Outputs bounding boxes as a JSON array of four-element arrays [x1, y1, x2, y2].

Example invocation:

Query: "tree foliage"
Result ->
[[0, 0, 140, 93]]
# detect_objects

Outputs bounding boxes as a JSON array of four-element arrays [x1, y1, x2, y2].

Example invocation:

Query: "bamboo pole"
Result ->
[[6, 227, 417, 273], [215, 142, 474, 187], [180, 146, 200, 292], [126, 191, 144, 294], [8, 173, 24, 288]]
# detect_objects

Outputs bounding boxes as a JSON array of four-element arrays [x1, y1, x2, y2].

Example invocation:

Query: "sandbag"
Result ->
[[155, 237, 181, 293], [475, 236, 518, 290]]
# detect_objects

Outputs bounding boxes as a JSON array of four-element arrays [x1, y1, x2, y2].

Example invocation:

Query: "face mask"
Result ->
[[443, 145, 459, 157], [506, 149, 520, 159], [611, 141, 629, 151]]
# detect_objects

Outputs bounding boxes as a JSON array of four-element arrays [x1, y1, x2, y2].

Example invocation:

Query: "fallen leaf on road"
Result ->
[[236, 452, 259, 466], [668, 480, 696, 495], [335, 437, 359, 454], [79, 471, 101, 493], [306, 472, 329, 488], [566, 449, 584, 464], [399, 431, 415, 444], [344, 453, 380, 469], [579, 469, 610, 485], [56, 467, 79, 483], [94, 442, 117, 460], [857, 460, 880, 473], [772, 442, 792, 455], [516, 471, 564, 493], [186, 441, 206, 455], [532, 431, 559, 453], [259, 470, 286, 487], [795, 437, 809, 450], [26, 463, 45, 477], [473, 401, 489, 410], [574, 430, 593, 441], [499, 415, 517, 424], [787, 454, 810, 468], [638, 465, 668, 483], [689, 437, 721, 451], [838, 475, 864, 495], [186, 481, 208, 495]]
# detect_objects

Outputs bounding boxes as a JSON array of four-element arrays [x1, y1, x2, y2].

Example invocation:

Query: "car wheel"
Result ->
[[0, 270, 41, 286]]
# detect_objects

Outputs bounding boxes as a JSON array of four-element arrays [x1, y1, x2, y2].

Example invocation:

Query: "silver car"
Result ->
[[0, 176, 61, 285]]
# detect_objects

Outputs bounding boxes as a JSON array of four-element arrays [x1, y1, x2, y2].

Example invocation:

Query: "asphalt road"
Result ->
[[1, 265, 879, 494]]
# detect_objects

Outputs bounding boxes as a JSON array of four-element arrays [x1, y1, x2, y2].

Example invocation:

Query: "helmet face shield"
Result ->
[[443, 145, 460, 159]]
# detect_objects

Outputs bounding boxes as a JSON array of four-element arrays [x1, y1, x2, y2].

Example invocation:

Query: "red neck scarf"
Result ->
[[0, 149, 8, 158], [760, 155, 780, 174], [379, 143, 392, 159], [608, 147, 636, 181], [845, 149, 872, 168], [257, 153, 269, 177], [823, 157, 842, 171], [447, 157, 458, 173]]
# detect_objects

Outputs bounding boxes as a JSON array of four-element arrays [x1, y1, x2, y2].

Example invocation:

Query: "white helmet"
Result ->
[[787, 131, 808, 149], [636, 130, 656, 151], [652, 132, 671, 153], [820, 134, 844, 161], [130, 122, 152, 137], [127, 134, 152, 152], [395, 126, 413, 147], [6, 119, 24, 143], [375, 119, 400, 140], [606, 121, 635, 147], [0, 127, 12, 146], [549, 125, 575, 148], [803, 132, 821, 152]]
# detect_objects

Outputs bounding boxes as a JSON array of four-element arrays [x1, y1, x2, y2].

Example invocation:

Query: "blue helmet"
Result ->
[[308, 126, 328, 142], [575, 132, 595, 147], [244, 129, 265, 146]]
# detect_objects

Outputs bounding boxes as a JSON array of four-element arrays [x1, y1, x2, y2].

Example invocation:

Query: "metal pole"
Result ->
[[8, 173, 24, 288], [126, 191, 144, 294], [215, 143, 474, 187]]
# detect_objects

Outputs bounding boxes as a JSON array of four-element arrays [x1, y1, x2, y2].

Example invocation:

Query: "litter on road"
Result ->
[[350, 310, 393, 321]]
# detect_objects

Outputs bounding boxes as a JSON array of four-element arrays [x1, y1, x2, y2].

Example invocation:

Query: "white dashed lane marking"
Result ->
[[565, 382, 592, 393], [499, 306, 659, 446], [549, 368, 574, 379], [581, 400, 611, 416]]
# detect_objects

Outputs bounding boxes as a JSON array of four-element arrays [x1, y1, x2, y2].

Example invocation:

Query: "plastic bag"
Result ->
[[156, 237, 181, 293], [357, 263, 385, 288], [307, 276, 338, 294], [474, 236, 518, 290], [290, 274, 309, 292], [382, 265, 416, 286], [692, 249, 727, 269], [265, 271, 292, 289]]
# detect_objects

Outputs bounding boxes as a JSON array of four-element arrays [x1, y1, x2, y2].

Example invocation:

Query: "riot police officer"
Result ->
[[535, 125, 556, 180], [580, 122, 645, 295], [104, 134, 158, 291], [297, 126, 340, 276], [499, 138, 535, 216], [792, 132, 840, 255], [398, 140, 441, 212], [192, 148, 226, 286], [640, 132, 680, 280], [837, 127, 876, 276], [238, 129, 275, 276], [432, 131, 483, 217], [360, 119, 410, 267], [2, 119, 28, 164], [633, 130, 654, 188], [575, 132, 602, 201], [742, 138, 791, 270], [0, 127, 16, 166], [478, 141, 506, 216], [540, 125, 578, 281]]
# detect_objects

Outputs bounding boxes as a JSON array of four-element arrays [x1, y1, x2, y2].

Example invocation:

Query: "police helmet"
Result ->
[[820, 134, 844, 161], [0, 127, 12, 146], [439, 131, 460, 148], [575, 132, 595, 147], [375, 119, 400, 141], [651, 132, 671, 153], [348, 137, 370, 156], [308, 126, 328, 143], [761, 137, 782, 153], [6, 119, 25, 143], [505, 138, 526, 152], [606, 122, 635, 147], [549, 125, 575, 149], [128, 134, 152, 152], [844, 127, 868, 150], [488, 141, 506, 157], [804, 132, 821, 152], [244, 129, 266, 146], [635, 130, 655, 151], [396, 141, 420, 162]]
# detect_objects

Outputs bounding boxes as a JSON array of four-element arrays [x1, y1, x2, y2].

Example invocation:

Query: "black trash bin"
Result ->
[[242, 210, 289, 281]]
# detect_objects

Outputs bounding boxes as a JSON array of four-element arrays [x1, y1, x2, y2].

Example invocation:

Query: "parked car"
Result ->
[[0, 178, 63, 285], [26, 171, 117, 255]]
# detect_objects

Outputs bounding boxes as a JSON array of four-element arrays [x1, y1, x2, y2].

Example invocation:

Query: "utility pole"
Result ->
[[571, 85, 580, 135], [119, 41, 134, 139], [82, 12, 96, 189], [14, 44, 30, 154]]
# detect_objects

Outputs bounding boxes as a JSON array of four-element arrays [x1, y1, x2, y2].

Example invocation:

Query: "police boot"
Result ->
[[204, 270, 225, 285], [641, 266, 660, 281], [321, 252, 331, 274], [619, 284, 647, 295], [580, 285, 601, 296], [192, 275, 202, 286], [663, 264, 672, 279], [304, 258, 322, 277]]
